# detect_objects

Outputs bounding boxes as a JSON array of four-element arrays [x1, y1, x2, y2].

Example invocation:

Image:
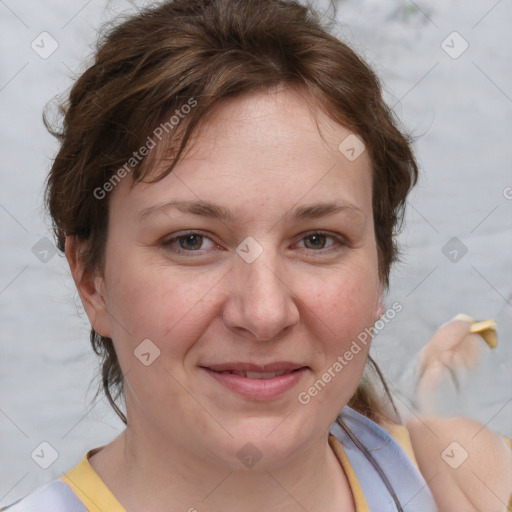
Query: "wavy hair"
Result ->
[[45, 0, 417, 425]]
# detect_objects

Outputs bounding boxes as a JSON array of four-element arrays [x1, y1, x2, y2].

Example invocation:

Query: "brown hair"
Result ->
[[45, 0, 417, 425]]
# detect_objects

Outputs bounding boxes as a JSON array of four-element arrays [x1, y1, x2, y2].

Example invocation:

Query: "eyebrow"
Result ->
[[137, 199, 366, 223]]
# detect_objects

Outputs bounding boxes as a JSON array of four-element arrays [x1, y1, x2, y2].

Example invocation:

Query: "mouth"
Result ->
[[203, 362, 306, 376], [214, 369, 298, 379], [200, 362, 308, 400]]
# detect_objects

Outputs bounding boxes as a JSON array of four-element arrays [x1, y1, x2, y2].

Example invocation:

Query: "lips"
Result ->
[[201, 362, 308, 400], [217, 370, 291, 379], [204, 362, 305, 376]]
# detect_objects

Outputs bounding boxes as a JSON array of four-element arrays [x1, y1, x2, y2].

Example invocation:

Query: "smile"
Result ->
[[201, 363, 308, 400], [216, 370, 292, 379]]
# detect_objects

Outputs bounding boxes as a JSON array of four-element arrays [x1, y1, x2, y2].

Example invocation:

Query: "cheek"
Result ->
[[307, 263, 379, 333], [104, 256, 220, 361], [303, 275, 376, 403], [299, 260, 379, 394]]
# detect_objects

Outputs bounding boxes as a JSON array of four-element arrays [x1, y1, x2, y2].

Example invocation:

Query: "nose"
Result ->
[[222, 249, 300, 341]]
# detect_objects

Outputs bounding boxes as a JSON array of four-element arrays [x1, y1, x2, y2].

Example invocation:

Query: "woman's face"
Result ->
[[80, 87, 383, 469]]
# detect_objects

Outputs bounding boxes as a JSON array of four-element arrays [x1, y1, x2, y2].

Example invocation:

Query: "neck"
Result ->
[[89, 417, 355, 512]]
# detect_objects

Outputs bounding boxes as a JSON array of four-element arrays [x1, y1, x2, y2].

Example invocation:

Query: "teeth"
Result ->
[[220, 370, 290, 379], [245, 371, 287, 379]]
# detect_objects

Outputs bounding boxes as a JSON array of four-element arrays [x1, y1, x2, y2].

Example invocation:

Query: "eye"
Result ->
[[161, 231, 217, 254], [297, 232, 342, 251], [160, 230, 345, 257]]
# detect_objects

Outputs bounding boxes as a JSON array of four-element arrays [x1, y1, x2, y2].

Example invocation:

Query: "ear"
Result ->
[[65, 236, 112, 338], [374, 279, 385, 321]]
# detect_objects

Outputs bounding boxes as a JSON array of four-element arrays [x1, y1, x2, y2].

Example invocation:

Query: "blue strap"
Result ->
[[0, 480, 87, 512], [330, 406, 438, 512], [3, 408, 437, 512]]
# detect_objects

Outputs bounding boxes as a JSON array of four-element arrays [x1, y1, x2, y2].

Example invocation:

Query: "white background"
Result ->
[[1, 0, 511, 506]]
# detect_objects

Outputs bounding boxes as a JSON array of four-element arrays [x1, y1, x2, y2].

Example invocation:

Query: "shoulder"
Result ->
[[332, 406, 438, 511], [406, 415, 512, 512], [0, 480, 87, 512]]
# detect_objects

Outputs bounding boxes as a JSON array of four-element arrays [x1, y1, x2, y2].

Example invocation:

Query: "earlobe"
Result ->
[[65, 236, 112, 338]]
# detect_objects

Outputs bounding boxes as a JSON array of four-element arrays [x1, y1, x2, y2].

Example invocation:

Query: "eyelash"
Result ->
[[160, 230, 346, 257]]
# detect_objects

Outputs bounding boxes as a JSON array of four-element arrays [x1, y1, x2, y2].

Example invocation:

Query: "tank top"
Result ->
[[0, 406, 438, 511]]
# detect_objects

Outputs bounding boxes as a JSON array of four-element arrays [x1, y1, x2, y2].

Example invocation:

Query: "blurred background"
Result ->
[[1, 0, 511, 506]]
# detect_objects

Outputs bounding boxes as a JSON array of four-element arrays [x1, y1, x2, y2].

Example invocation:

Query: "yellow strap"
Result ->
[[328, 434, 370, 512], [382, 423, 419, 468], [60, 449, 126, 512]]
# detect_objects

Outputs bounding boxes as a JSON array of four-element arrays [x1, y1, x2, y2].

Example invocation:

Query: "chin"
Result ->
[[209, 413, 325, 472]]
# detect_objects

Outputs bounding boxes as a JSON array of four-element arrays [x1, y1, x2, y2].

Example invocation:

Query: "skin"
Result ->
[[409, 316, 512, 511], [66, 86, 385, 512], [408, 415, 512, 512]]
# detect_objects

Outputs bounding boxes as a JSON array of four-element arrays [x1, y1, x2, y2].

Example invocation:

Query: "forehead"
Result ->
[[112, 87, 373, 224]]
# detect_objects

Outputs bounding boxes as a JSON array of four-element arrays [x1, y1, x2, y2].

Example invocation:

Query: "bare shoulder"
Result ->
[[405, 415, 512, 512]]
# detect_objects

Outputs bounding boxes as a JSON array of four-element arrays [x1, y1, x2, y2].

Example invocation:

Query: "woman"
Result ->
[[2, 0, 510, 510]]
